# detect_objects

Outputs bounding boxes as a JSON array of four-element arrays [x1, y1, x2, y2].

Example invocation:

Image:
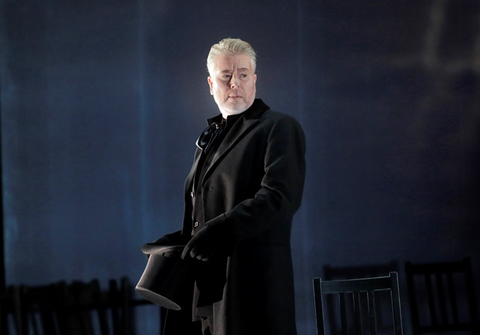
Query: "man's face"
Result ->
[[208, 53, 257, 117]]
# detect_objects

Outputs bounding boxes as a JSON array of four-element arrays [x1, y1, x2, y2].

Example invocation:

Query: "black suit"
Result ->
[[176, 99, 306, 335]]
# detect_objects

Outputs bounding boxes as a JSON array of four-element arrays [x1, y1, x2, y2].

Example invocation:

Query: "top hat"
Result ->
[[135, 244, 195, 310]]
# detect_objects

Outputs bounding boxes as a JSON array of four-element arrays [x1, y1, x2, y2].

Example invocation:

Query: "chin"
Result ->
[[226, 108, 246, 116], [221, 104, 246, 116]]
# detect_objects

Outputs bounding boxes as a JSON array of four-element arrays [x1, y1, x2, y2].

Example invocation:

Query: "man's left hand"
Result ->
[[181, 226, 216, 261]]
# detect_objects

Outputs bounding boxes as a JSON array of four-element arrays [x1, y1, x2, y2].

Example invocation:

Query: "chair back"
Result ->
[[313, 271, 403, 335], [0, 276, 155, 335], [405, 257, 480, 335], [323, 261, 399, 281]]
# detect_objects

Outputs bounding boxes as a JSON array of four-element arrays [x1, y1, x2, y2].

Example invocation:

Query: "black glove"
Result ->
[[181, 224, 233, 261]]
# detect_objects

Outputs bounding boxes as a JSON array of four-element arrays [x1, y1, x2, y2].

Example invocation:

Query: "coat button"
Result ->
[[194, 222, 199, 228]]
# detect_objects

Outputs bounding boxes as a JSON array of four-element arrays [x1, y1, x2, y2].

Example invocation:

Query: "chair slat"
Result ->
[[424, 273, 437, 326], [339, 293, 349, 335], [435, 272, 448, 324], [353, 292, 363, 335], [367, 291, 377, 335], [446, 272, 459, 325]]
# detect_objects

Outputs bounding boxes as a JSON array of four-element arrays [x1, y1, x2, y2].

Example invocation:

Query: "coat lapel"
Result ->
[[185, 150, 202, 194], [195, 98, 269, 188], [202, 116, 259, 184]]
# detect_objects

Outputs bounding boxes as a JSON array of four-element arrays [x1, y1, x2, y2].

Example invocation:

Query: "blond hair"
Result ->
[[206, 38, 257, 75]]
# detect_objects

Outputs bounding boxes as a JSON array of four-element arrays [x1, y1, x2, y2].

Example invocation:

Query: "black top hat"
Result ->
[[135, 244, 196, 310]]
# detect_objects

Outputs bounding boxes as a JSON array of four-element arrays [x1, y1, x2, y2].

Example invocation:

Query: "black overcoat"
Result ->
[[179, 99, 306, 335]]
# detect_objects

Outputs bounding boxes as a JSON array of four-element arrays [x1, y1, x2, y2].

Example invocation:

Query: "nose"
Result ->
[[229, 74, 239, 88]]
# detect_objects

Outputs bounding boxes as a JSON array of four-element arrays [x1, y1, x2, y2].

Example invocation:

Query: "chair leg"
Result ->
[[312, 278, 325, 335], [11, 286, 29, 335]]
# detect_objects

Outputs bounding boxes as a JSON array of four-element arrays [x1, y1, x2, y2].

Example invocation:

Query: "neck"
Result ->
[[221, 109, 244, 119]]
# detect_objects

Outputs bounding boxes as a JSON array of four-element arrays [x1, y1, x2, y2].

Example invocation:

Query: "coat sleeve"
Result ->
[[207, 114, 306, 241]]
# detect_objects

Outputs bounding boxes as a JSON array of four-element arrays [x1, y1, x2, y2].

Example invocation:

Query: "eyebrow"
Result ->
[[220, 68, 250, 73]]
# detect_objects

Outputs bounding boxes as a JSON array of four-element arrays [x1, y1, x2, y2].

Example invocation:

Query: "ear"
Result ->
[[207, 77, 214, 95]]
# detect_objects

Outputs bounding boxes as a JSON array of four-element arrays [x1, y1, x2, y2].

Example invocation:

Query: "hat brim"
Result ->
[[135, 245, 195, 310]]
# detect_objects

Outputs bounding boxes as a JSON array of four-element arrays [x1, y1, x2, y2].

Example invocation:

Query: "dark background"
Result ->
[[1, 0, 479, 334]]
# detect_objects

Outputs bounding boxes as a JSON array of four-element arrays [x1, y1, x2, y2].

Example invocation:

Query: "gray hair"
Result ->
[[206, 38, 257, 75]]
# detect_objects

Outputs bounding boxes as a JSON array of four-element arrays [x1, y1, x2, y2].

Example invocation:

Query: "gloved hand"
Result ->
[[181, 226, 216, 261], [181, 224, 233, 261]]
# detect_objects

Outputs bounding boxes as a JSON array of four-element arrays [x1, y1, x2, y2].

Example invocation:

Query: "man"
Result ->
[[159, 38, 306, 335]]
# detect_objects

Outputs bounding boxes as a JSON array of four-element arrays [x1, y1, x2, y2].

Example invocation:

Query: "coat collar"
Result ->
[[206, 98, 269, 125], [207, 99, 268, 169], [186, 99, 269, 191]]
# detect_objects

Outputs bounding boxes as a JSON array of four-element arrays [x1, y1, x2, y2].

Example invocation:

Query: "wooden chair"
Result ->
[[0, 285, 26, 335], [1, 277, 157, 334], [16, 280, 100, 335], [322, 261, 399, 335], [104, 276, 158, 335], [313, 271, 404, 335], [405, 257, 480, 335], [65, 276, 139, 335], [5, 279, 124, 335], [107, 277, 136, 335]]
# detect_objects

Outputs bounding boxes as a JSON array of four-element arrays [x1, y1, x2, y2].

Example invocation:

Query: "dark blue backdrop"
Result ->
[[2, 1, 479, 334]]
